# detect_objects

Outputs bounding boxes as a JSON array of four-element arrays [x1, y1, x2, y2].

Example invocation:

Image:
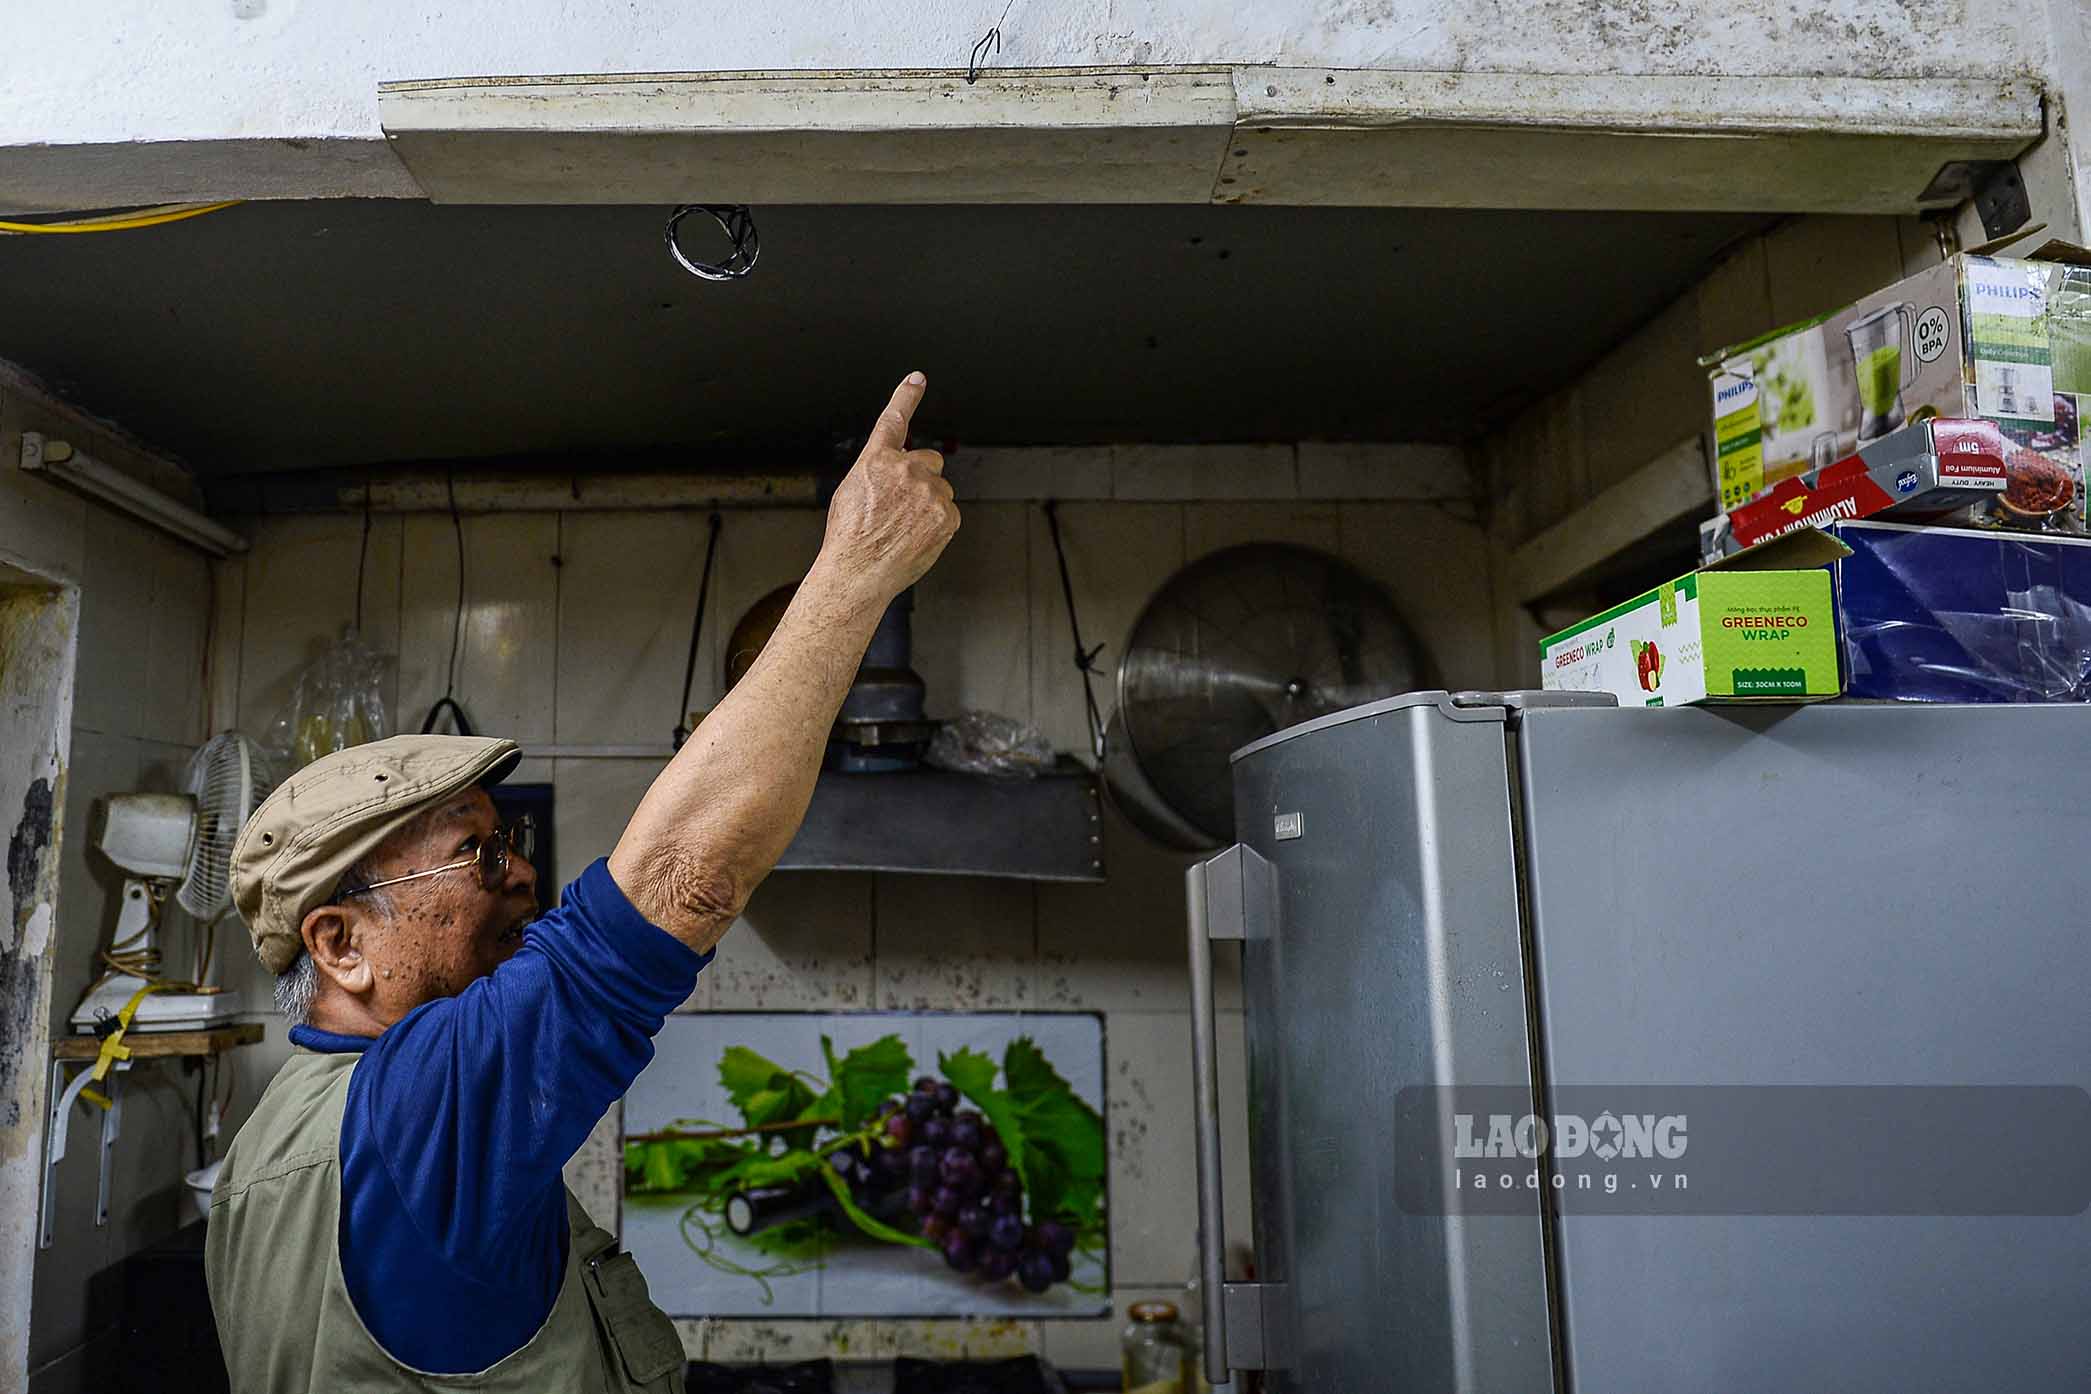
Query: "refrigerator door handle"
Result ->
[[1188, 844, 1272, 1384]]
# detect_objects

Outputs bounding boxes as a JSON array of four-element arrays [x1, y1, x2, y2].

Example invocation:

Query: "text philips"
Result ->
[[1453, 1112, 1688, 1160]]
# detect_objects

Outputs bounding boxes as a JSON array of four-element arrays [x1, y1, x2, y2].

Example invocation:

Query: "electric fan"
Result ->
[[70, 732, 274, 1032], [1105, 544, 1428, 850]]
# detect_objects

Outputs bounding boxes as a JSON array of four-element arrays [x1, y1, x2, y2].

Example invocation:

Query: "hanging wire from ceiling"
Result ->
[[0, 200, 243, 235], [665, 204, 760, 280], [420, 468, 477, 736], [672, 513, 726, 750], [354, 481, 373, 634]]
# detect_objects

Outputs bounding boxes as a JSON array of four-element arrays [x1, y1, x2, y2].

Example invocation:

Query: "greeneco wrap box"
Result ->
[[1703, 242, 2091, 524], [1540, 531, 1850, 705]]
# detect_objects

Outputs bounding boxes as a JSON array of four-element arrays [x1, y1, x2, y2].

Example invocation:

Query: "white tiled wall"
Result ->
[[211, 482, 1495, 1367]]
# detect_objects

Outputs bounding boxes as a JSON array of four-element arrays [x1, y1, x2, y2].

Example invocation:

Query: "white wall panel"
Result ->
[[1035, 799, 1240, 1012], [70, 511, 158, 737], [1113, 444, 1297, 501], [142, 537, 212, 747], [704, 510, 829, 717], [1338, 502, 1495, 689], [911, 501, 1030, 722], [399, 513, 559, 741], [871, 873, 1035, 1010], [1025, 502, 1185, 759], [1100, 1010, 1251, 1288], [1184, 500, 1339, 557], [232, 512, 402, 737], [709, 872, 875, 1011], [554, 511, 719, 746]]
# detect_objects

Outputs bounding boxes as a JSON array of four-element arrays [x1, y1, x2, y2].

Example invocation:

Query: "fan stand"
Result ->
[[68, 876, 236, 1034]]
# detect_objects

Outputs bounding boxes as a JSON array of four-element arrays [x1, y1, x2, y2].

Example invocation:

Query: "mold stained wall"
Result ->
[[206, 447, 1493, 1365], [0, 570, 77, 1394], [0, 372, 218, 1394]]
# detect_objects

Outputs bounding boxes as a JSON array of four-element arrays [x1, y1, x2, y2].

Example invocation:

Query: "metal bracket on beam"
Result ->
[[40, 1057, 131, 1249], [1918, 159, 2032, 241]]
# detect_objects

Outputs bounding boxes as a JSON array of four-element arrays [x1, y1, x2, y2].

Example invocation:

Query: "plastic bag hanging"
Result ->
[[925, 709, 1056, 778], [263, 625, 393, 772]]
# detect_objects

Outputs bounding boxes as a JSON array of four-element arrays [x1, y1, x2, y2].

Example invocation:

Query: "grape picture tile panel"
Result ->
[[622, 1011, 1109, 1319]]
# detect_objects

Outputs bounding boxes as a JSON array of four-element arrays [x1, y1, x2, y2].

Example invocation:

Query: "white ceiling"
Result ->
[[0, 199, 1773, 474]]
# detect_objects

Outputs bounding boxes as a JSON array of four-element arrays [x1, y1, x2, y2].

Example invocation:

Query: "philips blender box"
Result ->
[[1702, 241, 2091, 524], [1540, 529, 1848, 706], [1828, 519, 2091, 703]]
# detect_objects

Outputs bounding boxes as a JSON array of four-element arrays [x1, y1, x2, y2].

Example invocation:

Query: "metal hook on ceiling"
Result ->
[[665, 204, 760, 281]]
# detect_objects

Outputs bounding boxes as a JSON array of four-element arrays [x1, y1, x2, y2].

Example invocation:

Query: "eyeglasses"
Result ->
[[339, 816, 536, 899]]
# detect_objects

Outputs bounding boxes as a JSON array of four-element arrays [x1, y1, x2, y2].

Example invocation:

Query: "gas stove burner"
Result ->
[[892, 1355, 1066, 1394], [686, 1359, 835, 1394]]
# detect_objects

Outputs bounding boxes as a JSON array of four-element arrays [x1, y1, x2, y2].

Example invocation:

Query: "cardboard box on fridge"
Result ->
[[1699, 417, 2049, 559], [1540, 530, 1850, 706], [1702, 240, 2091, 527]]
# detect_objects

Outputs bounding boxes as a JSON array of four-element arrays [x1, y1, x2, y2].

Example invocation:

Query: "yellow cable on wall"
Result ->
[[0, 200, 243, 235]]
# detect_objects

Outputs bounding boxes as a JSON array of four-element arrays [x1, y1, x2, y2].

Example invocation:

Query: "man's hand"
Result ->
[[608, 372, 961, 953], [817, 372, 960, 605]]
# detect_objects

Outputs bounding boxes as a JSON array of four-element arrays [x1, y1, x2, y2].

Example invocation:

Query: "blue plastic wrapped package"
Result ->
[[1832, 520, 2091, 702]]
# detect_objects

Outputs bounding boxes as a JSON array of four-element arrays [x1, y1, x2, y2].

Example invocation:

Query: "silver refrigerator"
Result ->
[[1186, 691, 2091, 1393]]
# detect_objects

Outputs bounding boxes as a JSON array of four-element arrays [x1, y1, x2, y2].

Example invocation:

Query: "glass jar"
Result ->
[[1122, 1300, 1195, 1394]]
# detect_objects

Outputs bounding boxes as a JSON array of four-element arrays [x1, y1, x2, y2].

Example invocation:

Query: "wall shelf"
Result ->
[[43, 1021, 263, 1250], [51, 1022, 262, 1061]]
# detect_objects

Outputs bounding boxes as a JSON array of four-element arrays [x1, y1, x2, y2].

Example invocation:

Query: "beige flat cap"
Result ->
[[232, 735, 521, 974]]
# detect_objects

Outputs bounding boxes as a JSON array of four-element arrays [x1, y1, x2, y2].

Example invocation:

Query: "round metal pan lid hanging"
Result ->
[[665, 204, 760, 281]]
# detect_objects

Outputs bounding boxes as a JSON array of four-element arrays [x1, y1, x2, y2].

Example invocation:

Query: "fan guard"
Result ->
[[178, 732, 275, 921], [1110, 544, 1428, 849]]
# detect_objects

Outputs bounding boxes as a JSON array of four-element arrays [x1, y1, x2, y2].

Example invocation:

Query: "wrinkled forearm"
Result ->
[[608, 556, 889, 952]]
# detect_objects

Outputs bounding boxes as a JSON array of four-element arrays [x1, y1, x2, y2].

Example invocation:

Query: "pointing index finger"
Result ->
[[867, 372, 928, 452]]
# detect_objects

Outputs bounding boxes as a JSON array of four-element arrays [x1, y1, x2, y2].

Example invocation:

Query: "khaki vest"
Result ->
[[205, 1049, 684, 1393]]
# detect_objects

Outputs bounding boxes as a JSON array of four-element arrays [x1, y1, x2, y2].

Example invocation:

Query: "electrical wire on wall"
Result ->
[[354, 480, 374, 634], [673, 513, 726, 749], [967, 0, 1017, 82], [0, 201, 242, 235], [421, 469, 477, 736], [1042, 500, 1107, 763]]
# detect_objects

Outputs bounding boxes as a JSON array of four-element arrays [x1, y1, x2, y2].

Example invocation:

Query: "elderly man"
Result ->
[[206, 375, 957, 1392]]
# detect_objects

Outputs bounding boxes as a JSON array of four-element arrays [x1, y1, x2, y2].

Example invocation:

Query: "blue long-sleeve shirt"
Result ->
[[288, 857, 709, 1374]]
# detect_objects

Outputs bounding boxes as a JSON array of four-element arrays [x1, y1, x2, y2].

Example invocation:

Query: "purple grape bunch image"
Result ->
[[624, 1032, 1103, 1304]]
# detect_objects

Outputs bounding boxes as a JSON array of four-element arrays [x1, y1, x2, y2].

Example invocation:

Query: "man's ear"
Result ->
[[301, 904, 376, 998]]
